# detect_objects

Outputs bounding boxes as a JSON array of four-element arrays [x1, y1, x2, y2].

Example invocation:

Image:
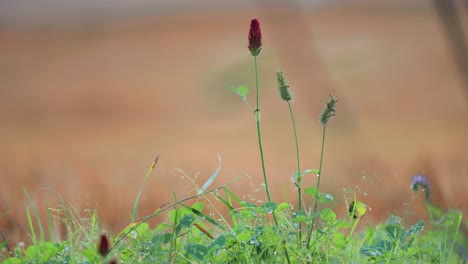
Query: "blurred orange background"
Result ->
[[1, 1, 467, 244]]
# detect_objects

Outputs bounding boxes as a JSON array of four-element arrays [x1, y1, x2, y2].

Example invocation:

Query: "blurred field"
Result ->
[[1, 3, 467, 244]]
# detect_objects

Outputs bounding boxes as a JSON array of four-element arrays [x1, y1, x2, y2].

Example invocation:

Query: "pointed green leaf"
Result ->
[[198, 155, 222, 194]]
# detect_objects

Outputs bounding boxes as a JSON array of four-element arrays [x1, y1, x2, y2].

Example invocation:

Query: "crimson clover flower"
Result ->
[[248, 18, 262, 56], [98, 234, 110, 257]]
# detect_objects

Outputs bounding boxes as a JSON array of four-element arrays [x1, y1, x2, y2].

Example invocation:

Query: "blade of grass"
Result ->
[[216, 194, 239, 227], [198, 155, 222, 194], [25, 207, 37, 245], [111, 184, 227, 252], [23, 187, 44, 243], [46, 199, 54, 242], [132, 155, 159, 222]]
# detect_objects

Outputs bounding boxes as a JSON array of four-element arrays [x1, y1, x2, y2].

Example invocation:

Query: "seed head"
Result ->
[[320, 95, 338, 125], [276, 71, 293, 102], [248, 18, 262, 56], [98, 234, 110, 257]]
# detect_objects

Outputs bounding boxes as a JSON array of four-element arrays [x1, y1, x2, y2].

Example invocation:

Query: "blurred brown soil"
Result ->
[[0, 6, 467, 244]]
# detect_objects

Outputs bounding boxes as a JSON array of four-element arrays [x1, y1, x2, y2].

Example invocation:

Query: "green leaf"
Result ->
[[241, 201, 258, 209], [360, 246, 383, 257], [237, 231, 251, 242], [154, 222, 172, 233], [135, 222, 150, 236], [152, 233, 172, 244], [305, 169, 320, 175], [384, 224, 403, 241], [40, 243, 58, 262], [320, 208, 336, 224], [185, 243, 208, 261], [293, 211, 308, 223], [403, 220, 424, 238], [208, 235, 226, 254], [333, 232, 346, 249], [318, 193, 334, 203], [168, 209, 178, 224], [290, 170, 300, 182], [237, 85, 249, 97], [169, 208, 190, 224], [119, 249, 134, 261], [334, 220, 352, 229], [275, 203, 290, 213], [229, 85, 249, 99], [192, 202, 205, 211], [3, 258, 21, 264], [0, 241, 7, 250], [180, 214, 196, 227], [304, 186, 319, 197], [376, 240, 392, 253], [260, 202, 277, 213], [26, 245, 40, 260], [81, 248, 99, 262]]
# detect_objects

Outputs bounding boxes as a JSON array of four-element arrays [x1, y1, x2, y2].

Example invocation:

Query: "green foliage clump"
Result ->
[[1, 18, 466, 264]]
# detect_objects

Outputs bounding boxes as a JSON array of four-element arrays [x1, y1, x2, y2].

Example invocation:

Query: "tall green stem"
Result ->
[[288, 102, 301, 208], [253, 56, 272, 203], [288, 102, 302, 241], [253, 56, 290, 263], [307, 124, 327, 248]]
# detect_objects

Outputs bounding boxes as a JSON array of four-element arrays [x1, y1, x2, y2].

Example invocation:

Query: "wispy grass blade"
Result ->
[[198, 155, 222, 194], [132, 155, 159, 222], [46, 199, 54, 242], [23, 187, 45, 243], [25, 207, 37, 245]]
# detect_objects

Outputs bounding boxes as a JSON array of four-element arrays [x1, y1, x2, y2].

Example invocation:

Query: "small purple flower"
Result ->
[[248, 18, 262, 56], [411, 175, 431, 202]]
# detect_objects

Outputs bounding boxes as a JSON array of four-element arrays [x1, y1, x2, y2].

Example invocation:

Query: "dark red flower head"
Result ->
[[98, 234, 110, 257], [248, 18, 262, 56]]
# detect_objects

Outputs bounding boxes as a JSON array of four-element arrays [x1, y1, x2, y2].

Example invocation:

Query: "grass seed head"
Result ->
[[320, 95, 338, 125], [276, 71, 293, 102]]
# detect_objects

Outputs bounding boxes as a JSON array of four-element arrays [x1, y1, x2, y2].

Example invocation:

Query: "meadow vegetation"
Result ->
[[1, 18, 466, 264]]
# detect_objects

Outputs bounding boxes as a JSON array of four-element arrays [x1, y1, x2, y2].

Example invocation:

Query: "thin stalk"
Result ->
[[252, 57, 290, 264], [447, 212, 462, 261], [288, 102, 301, 209], [287, 102, 303, 242], [253, 56, 272, 203], [307, 124, 327, 248]]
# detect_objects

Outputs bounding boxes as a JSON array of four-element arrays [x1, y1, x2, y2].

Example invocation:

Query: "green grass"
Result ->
[[1, 18, 467, 264]]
